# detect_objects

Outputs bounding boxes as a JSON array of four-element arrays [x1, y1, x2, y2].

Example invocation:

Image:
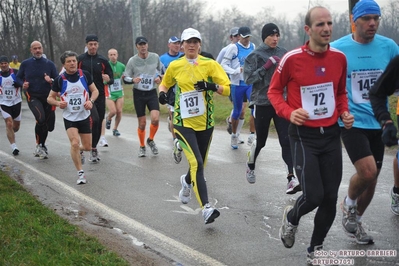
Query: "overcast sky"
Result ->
[[203, 0, 389, 20]]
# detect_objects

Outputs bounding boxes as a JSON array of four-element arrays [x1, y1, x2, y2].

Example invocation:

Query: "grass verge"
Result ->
[[0, 171, 129, 266]]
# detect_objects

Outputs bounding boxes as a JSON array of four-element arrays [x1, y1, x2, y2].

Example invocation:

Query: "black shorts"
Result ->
[[64, 116, 91, 134], [0, 102, 21, 119], [341, 127, 384, 169], [133, 89, 159, 117]]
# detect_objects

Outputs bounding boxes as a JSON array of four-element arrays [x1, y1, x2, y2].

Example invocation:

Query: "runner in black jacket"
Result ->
[[369, 54, 399, 215], [78, 34, 114, 163]]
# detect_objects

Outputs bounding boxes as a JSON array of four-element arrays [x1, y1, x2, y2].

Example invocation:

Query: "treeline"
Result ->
[[0, 0, 398, 68]]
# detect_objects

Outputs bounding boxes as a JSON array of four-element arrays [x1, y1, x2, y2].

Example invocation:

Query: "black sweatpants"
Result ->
[[287, 123, 343, 248], [174, 125, 213, 208]]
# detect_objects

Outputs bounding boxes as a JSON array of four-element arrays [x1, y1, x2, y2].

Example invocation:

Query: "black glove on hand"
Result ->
[[194, 81, 218, 92], [12, 82, 19, 88], [158, 91, 169, 105], [382, 122, 398, 147]]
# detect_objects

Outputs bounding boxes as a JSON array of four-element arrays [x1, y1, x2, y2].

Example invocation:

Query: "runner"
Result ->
[[221, 26, 255, 149], [160, 36, 184, 163], [331, 0, 399, 244], [16, 41, 58, 159], [0, 55, 22, 155], [158, 28, 230, 224], [124, 36, 162, 157], [105, 48, 125, 137], [268, 6, 354, 263], [243, 23, 300, 194], [78, 34, 114, 163], [48, 51, 98, 184]]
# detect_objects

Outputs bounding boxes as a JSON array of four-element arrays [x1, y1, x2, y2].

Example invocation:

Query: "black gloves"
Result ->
[[12, 82, 19, 88], [194, 81, 218, 92], [159, 91, 168, 105], [382, 122, 397, 147]]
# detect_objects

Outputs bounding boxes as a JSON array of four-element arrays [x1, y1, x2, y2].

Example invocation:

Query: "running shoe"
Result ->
[[106, 119, 111, 130], [12, 147, 19, 156], [98, 137, 109, 147], [341, 197, 357, 234], [138, 146, 146, 157], [350, 222, 374, 245], [179, 174, 191, 204], [306, 245, 323, 265], [279, 205, 297, 248], [173, 138, 182, 164], [33, 144, 40, 157], [38, 144, 48, 159], [246, 165, 256, 184], [247, 133, 255, 146], [89, 149, 99, 163], [231, 134, 238, 149], [147, 138, 158, 155], [390, 188, 399, 215], [202, 203, 220, 224], [286, 176, 301, 194], [226, 116, 232, 135], [113, 129, 121, 136], [237, 134, 245, 144], [80, 151, 85, 165], [77, 171, 87, 185]]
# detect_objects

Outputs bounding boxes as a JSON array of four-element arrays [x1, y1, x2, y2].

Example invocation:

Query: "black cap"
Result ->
[[238, 27, 251, 38], [0, 55, 8, 63], [262, 23, 280, 41], [135, 36, 148, 45], [85, 34, 98, 43]]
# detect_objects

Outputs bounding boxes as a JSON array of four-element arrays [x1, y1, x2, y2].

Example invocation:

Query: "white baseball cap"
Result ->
[[181, 28, 202, 41]]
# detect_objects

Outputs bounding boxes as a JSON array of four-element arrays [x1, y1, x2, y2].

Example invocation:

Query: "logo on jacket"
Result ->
[[315, 66, 326, 76]]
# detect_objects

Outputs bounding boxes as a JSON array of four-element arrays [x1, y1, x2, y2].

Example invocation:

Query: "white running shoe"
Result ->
[[246, 165, 256, 184], [89, 149, 100, 163], [77, 171, 87, 185], [279, 205, 297, 248], [231, 134, 238, 149], [179, 175, 191, 204], [33, 144, 40, 157], [286, 176, 301, 194], [173, 139, 183, 164], [138, 146, 146, 157], [147, 138, 159, 155], [390, 188, 399, 215], [202, 203, 220, 224], [98, 137, 108, 147], [247, 133, 256, 146], [237, 134, 245, 144], [38, 144, 48, 159]]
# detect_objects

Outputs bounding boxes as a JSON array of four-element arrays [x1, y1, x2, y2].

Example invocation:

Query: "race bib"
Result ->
[[67, 93, 85, 112], [180, 90, 205, 119], [351, 70, 383, 104], [300, 82, 335, 120], [137, 74, 154, 91], [110, 78, 122, 92], [3, 87, 15, 100]]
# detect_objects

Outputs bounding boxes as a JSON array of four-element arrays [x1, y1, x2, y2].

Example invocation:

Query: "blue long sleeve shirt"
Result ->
[[16, 56, 58, 98]]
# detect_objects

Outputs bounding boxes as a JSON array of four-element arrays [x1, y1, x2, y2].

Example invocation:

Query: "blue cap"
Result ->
[[168, 36, 180, 43], [352, 0, 381, 21]]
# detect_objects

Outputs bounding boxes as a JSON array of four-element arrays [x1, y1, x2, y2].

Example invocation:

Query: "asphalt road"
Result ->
[[1, 102, 398, 266]]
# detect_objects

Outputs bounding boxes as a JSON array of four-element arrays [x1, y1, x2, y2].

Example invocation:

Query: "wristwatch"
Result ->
[[90, 99, 95, 104]]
